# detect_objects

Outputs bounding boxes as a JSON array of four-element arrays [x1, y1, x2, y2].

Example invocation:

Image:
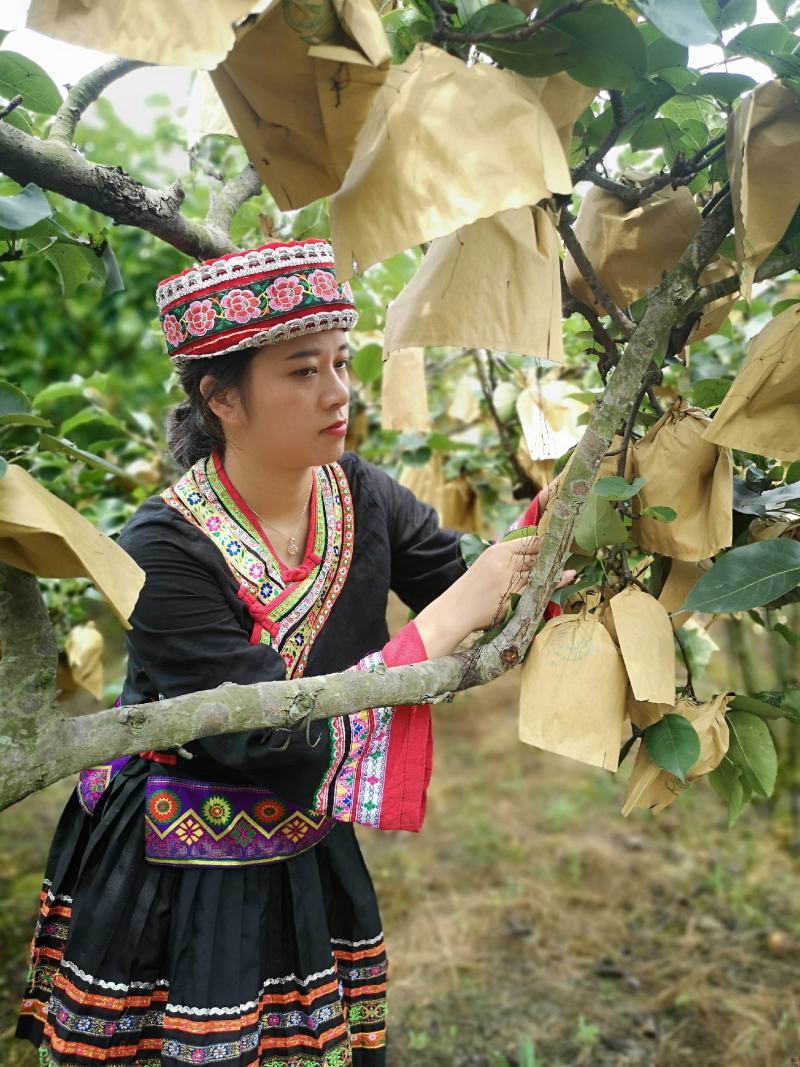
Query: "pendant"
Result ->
[[286, 536, 299, 557]]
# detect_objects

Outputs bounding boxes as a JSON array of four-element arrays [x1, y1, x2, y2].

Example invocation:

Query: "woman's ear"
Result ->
[[201, 375, 245, 427]]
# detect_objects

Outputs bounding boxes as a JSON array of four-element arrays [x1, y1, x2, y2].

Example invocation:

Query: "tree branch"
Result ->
[[206, 163, 264, 236], [49, 58, 148, 147], [431, 0, 591, 44], [694, 247, 800, 307], [0, 120, 237, 259], [471, 348, 531, 494], [558, 211, 636, 339]]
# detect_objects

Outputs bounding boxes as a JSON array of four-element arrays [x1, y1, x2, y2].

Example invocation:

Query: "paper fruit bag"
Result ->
[[399, 455, 482, 533], [631, 398, 732, 561], [329, 43, 572, 281], [0, 464, 144, 627], [727, 80, 800, 299], [701, 303, 800, 461], [621, 693, 731, 815], [519, 612, 628, 771], [381, 347, 430, 433], [64, 621, 105, 700], [211, 0, 391, 210], [564, 174, 701, 311], [608, 587, 676, 706], [384, 206, 563, 363], [657, 557, 711, 629]]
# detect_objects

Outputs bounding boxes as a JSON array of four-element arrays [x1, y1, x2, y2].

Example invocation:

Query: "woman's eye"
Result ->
[[293, 367, 317, 377]]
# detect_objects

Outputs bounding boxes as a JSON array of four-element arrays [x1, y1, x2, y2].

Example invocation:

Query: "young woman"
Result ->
[[17, 237, 573, 1067]]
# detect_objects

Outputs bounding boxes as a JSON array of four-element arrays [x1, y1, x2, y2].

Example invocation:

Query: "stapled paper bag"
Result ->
[[621, 693, 731, 816], [727, 80, 800, 299], [384, 206, 563, 363], [381, 347, 430, 433], [631, 397, 733, 561], [564, 173, 702, 311], [689, 257, 739, 344], [519, 611, 628, 771], [26, 0, 257, 67], [65, 621, 104, 700], [701, 303, 800, 462], [608, 586, 676, 706], [329, 44, 572, 281], [0, 464, 144, 628], [657, 558, 711, 629], [211, 0, 391, 210]]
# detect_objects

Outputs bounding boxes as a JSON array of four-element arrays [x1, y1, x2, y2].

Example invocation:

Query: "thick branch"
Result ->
[[0, 121, 236, 259], [49, 59, 147, 146]]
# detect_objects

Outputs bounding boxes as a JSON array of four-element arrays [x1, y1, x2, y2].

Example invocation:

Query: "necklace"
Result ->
[[253, 475, 314, 559]]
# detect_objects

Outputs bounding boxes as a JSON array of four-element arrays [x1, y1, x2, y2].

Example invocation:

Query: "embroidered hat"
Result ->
[[155, 237, 358, 364]]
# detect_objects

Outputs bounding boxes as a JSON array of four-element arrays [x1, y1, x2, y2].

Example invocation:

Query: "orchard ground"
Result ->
[[1, 600, 799, 1067]]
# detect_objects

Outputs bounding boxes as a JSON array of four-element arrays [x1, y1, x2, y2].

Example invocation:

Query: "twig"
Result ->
[[558, 212, 636, 339], [49, 58, 147, 147], [471, 348, 530, 491], [0, 95, 23, 120], [694, 246, 800, 307], [432, 0, 591, 44], [206, 163, 264, 236]]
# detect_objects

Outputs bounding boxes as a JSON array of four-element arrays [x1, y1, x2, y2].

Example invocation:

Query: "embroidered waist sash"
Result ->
[[77, 762, 335, 866]]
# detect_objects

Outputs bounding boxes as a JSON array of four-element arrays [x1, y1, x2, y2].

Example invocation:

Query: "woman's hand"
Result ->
[[413, 535, 576, 659], [535, 472, 564, 515]]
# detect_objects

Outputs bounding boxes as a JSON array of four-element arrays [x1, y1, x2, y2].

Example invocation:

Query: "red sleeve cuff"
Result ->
[[382, 620, 427, 666]]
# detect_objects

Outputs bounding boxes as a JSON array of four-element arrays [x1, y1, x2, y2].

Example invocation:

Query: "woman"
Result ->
[[17, 237, 573, 1066]]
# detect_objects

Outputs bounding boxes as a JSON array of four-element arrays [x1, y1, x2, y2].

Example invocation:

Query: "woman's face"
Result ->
[[206, 328, 352, 470]]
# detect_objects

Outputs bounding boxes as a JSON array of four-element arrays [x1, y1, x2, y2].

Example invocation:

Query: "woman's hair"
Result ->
[[166, 346, 261, 469]]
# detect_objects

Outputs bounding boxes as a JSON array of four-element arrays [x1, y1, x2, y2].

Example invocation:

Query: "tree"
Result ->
[[1, 0, 799, 824]]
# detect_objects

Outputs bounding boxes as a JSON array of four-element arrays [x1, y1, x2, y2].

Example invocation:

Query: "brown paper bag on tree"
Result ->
[[701, 304, 800, 461], [329, 43, 572, 281], [0, 465, 144, 628], [26, 0, 257, 66], [688, 257, 739, 344], [727, 81, 800, 299], [399, 455, 482, 533], [384, 206, 563, 362], [211, 0, 391, 210], [621, 693, 731, 815], [448, 375, 481, 425], [564, 174, 701, 311], [657, 558, 711, 629], [381, 347, 430, 432], [747, 516, 800, 542], [631, 398, 732, 560], [608, 587, 676, 706], [519, 611, 628, 771], [529, 72, 596, 159], [64, 621, 104, 700]]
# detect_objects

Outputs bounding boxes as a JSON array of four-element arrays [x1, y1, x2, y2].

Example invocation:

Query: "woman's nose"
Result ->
[[322, 369, 350, 408]]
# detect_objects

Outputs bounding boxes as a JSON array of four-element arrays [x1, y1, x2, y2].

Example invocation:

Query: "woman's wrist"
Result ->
[[413, 585, 473, 659]]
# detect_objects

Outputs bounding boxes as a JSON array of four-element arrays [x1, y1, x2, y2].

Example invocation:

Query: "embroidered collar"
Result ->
[[162, 453, 354, 677]]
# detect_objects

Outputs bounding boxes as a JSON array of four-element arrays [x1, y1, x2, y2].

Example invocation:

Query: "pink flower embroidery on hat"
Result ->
[[266, 275, 305, 312], [184, 299, 216, 337], [220, 288, 262, 325], [162, 314, 184, 347], [307, 269, 339, 301]]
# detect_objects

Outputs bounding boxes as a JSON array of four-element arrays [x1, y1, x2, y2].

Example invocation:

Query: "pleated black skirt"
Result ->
[[16, 758, 388, 1066]]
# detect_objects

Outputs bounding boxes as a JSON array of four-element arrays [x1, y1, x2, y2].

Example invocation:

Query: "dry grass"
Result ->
[[2, 643, 800, 1067]]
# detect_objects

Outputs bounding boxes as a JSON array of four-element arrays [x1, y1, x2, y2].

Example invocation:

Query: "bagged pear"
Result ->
[[608, 587, 676, 706], [399, 454, 482, 533], [211, 0, 391, 210], [657, 558, 711, 629], [528, 72, 596, 159], [330, 43, 572, 281], [519, 611, 628, 771], [631, 398, 732, 561], [701, 303, 800, 462], [747, 516, 800, 542], [384, 206, 563, 363], [688, 257, 739, 344], [64, 621, 104, 700], [564, 174, 701, 311], [621, 693, 731, 816], [381, 347, 430, 433], [0, 464, 144, 627], [727, 81, 800, 299]]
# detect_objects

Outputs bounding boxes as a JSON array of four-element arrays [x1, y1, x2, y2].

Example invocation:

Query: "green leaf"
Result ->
[[718, 0, 757, 29], [0, 51, 62, 114], [643, 713, 702, 783], [0, 412, 52, 428], [59, 408, 125, 438], [774, 622, 800, 648], [574, 490, 628, 550], [731, 691, 800, 725], [501, 524, 537, 543], [382, 7, 433, 63], [101, 243, 125, 295], [641, 505, 677, 523], [644, 31, 688, 73], [629, 116, 683, 151], [635, 0, 717, 45], [351, 342, 383, 384], [690, 377, 732, 408], [0, 455, 7, 478], [594, 475, 646, 501], [726, 709, 777, 798], [786, 461, 800, 483], [0, 380, 31, 417], [43, 241, 105, 297], [0, 183, 52, 234], [689, 72, 755, 102], [708, 756, 750, 827], [38, 433, 139, 481], [681, 541, 800, 614], [460, 532, 490, 567]]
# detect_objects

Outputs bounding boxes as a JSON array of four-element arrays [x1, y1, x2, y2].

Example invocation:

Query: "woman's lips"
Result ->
[[322, 421, 347, 437]]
